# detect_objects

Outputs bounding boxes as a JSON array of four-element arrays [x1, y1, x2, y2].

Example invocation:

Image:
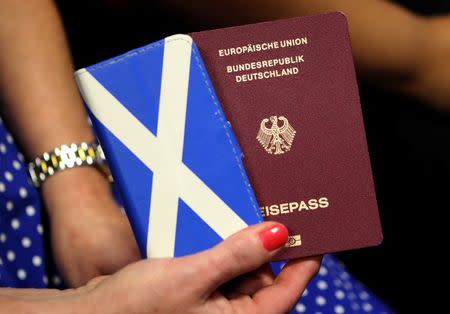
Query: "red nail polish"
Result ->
[[259, 224, 289, 251]]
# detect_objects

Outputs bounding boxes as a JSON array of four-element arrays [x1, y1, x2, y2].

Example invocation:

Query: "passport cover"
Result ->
[[74, 35, 263, 258], [191, 12, 383, 259]]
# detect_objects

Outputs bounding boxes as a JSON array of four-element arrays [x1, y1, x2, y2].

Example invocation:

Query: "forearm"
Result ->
[[0, 0, 94, 159], [284, 1, 450, 108], [0, 0, 110, 213], [0, 288, 89, 314], [401, 15, 450, 109], [173, 0, 450, 108]]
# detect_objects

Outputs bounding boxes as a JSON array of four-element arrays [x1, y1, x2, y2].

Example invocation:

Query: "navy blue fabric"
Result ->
[[0, 117, 63, 289], [273, 257, 394, 313]]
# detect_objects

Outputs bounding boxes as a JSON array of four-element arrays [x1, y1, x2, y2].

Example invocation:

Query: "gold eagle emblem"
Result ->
[[257, 115, 296, 155]]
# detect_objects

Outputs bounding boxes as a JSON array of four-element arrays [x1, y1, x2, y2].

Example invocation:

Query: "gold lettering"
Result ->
[[289, 202, 299, 211], [269, 204, 280, 216], [260, 196, 329, 217], [308, 199, 318, 210], [260, 206, 267, 217], [319, 197, 329, 208], [280, 203, 289, 214]]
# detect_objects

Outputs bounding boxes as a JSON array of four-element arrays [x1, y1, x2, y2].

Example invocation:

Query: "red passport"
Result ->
[[191, 12, 383, 259]]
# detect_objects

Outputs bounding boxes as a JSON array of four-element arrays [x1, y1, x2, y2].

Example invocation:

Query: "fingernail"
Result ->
[[258, 224, 289, 251]]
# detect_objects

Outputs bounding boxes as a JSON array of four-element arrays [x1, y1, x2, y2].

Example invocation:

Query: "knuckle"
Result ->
[[222, 236, 252, 266]]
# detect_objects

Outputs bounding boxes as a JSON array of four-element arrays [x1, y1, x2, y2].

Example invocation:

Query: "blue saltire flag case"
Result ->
[[74, 35, 263, 258]]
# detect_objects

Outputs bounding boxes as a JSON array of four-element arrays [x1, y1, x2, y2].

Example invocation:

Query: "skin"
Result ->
[[0, 222, 321, 313], [0, 0, 140, 287]]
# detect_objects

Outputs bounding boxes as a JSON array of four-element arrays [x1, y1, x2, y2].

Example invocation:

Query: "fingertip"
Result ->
[[258, 223, 288, 251]]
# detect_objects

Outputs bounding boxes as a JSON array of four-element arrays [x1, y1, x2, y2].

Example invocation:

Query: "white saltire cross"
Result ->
[[76, 35, 248, 258]]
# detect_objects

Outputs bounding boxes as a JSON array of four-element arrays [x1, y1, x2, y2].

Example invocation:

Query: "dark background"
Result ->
[[56, 1, 450, 312]]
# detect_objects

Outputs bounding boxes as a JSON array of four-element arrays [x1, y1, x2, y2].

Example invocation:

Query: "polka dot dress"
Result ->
[[0, 117, 63, 288], [272, 255, 394, 313], [0, 117, 393, 312]]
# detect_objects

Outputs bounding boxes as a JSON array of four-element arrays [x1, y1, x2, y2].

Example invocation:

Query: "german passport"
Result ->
[[75, 12, 382, 261], [191, 12, 383, 259]]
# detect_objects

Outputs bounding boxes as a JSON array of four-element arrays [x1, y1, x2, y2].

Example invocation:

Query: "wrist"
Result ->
[[0, 288, 93, 314], [28, 141, 107, 188], [41, 165, 112, 216]]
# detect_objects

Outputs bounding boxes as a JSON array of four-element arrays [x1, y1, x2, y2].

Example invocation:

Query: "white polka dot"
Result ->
[[335, 290, 345, 300], [348, 292, 356, 300], [319, 266, 328, 276], [0, 182, 5, 192], [22, 237, 31, 248], [11, 218, 20, 229], [340, 271, 350, 280], [7, 250, 15, 261], [43, 275, 48, 285], [315, 296, 326, 306], [17, 152, 24, 161], [12, 160, 21, 170], [303, 288, 308, 296], [37, 224, 43, 234], [6, 133, 13, 144], [17, 269, 27, 280], [19, 187, 28, 198], [32, 255, 42, 267], [362, 303, 373, 312], [317, 280, 328, 290], [359, 291, 370, 300], [26, 205, 36, 216], [0, 143, 6, 154], [6, 201, 13, 211], [0, 257, 3, 265], [295, 303, 306, 313], [315, 312, 323, 314], [4, 171, 13, 181], [52, 275, 62, 285], [0, 233, 6, 242], [334, 305, 345, 314], [344, 282, 353, 290]]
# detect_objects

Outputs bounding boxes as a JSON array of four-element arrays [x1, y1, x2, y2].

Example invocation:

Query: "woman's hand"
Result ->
[[4, 222, 320, 314], [83, 222, 321, 314], [42, 166, 141, 287]]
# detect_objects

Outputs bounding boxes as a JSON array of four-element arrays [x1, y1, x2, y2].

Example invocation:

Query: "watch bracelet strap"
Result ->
[[28, 142, 107, 187]]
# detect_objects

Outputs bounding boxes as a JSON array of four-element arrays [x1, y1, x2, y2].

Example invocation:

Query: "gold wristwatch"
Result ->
[[28, 142, 111, 187]]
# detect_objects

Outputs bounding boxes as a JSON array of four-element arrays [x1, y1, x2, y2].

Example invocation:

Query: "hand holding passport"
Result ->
[[75, 222, 320, 313], [75, 13, 382, 260]]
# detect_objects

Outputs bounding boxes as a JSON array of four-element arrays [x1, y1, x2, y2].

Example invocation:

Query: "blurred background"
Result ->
[[55, 1, 450, 312]]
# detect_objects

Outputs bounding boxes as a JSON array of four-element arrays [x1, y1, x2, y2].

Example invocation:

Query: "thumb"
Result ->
[[191, 222, 288, 294]]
